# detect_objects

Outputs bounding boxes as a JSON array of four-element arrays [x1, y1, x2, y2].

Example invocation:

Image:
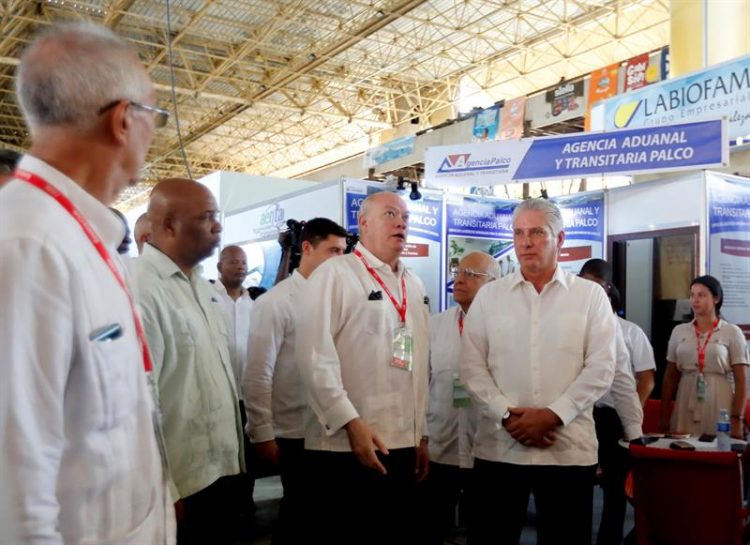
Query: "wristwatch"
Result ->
[[501, 410, 511, 426]]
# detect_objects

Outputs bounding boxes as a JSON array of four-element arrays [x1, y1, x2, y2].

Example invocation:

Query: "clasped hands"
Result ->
[[503, 407, 562, 448]]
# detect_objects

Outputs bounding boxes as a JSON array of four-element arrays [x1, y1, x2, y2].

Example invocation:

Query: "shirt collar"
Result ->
[[354, 242, 404, 276], [510, 265, 568, 290], [16, 154, 125, 251], [213, 278, 249, 300], [140, 243, 187, 280], [290, 269, 307, 287], [689, 317, 724, 331]]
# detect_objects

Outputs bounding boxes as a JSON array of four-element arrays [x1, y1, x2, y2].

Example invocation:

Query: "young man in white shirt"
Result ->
[[461, 198, 616, 545], [421, 252, 500, 545], [297, 191, 431, 545], [244, 217, 347, 545], [579, 258, 654, 545], [0, 22, 174, 545]]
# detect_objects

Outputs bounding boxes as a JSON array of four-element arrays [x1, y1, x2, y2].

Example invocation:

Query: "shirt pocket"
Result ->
[[553, 314, 585, 360], [361, 300, 391, 336], [363, 391, 406, 436], [89, 336, 139, 430]]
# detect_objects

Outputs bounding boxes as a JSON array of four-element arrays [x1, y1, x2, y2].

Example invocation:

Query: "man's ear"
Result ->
[[102, 100, 131, 146], [163, 214, 177, 237], [556, 230, 566, 250], [301, 240, 313, 256]]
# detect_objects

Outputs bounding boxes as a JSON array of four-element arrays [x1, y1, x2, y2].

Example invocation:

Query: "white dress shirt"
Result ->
[[618, 316, 656, 374], [244, 271, 307, 442], [460, 267, 616, 466], [135, 245, 244, 500], [0, 156, 174, 545], [427, 306, 478, 468], [297, 243, 431, 452], [596, 319, 644, 440], [213, 281, 254, 401]]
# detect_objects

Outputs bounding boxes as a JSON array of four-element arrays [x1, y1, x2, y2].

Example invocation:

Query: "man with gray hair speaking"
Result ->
[[461, 198, 616, 545], [0, 22, 174, 545]]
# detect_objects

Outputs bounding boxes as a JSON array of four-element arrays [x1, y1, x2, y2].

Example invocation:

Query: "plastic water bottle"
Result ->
[[716, 408, 731, 452]]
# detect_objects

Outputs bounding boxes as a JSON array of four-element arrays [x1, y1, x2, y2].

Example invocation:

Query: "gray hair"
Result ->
[[357, 192, 381, 222], [16, 22, 149, 133], [484, 257, 502, 279], [512, 198, 564, 237]]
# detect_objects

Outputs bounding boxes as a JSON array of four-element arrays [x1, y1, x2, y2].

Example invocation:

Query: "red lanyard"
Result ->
[[693, 318, 720, 373], [458, 311, 464, 336], [15, 169, 153, 373], [354, 249, 407, 324]]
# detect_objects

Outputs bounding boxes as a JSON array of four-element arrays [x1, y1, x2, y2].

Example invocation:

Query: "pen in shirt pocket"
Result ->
[[89, 323, 123, 342]]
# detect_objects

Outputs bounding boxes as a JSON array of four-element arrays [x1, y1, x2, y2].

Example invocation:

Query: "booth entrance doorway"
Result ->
[[609, 227, 700, 396]]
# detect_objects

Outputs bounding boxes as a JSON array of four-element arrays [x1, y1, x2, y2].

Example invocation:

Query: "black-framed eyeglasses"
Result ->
[[97, 99, 170, 128], [451, 268, 493, 280]]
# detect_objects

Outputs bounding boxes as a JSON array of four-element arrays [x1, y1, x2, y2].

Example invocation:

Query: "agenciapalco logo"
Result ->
[[437, 153, 512, 174]]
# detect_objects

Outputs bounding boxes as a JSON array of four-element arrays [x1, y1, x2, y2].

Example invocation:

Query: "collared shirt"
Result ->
[[297, 243, 431, 452], [461, 267, 616, 466], [0, 155, 174, 545], [596, 319, 644, 440], [427, 306, 478, 468], [618, 316, 656, 374], [135, 244, 244, 500], [213, 281, 254, 401], [244, 270, 307, 442]]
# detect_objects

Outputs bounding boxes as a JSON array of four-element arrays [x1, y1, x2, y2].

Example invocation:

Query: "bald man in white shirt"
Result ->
[[297, 191, 431, 545], [461, 198, 616, 545], [420, 252, 500, 545]]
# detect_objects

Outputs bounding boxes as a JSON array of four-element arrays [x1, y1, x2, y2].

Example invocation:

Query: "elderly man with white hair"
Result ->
[[0, 22, 174, 545], [461, 198, 616, 545]]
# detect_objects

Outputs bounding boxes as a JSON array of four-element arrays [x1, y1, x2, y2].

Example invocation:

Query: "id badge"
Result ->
[[452, 373, 471, 408], [391, 325, 413, 371], [696, 372, 707, 401]]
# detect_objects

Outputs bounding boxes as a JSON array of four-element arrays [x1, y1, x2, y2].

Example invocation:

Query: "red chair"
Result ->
[[629, 444, 750, 545], [642, 399, 673, 434]]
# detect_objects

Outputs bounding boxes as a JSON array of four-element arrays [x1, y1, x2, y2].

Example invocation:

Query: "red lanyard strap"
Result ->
[[354, 249, 407, 324], [15, 169, 153, 373], [693, 318, 719, 373], [458, 311, 464, 337]]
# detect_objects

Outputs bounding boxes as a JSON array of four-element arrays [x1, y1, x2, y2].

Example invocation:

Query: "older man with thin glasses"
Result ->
[[0, 21, 174, 545]]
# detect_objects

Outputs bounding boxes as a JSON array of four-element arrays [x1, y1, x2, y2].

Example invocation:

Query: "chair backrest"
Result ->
[[630, 444, 746, 545], [642, 399, 671, 434]]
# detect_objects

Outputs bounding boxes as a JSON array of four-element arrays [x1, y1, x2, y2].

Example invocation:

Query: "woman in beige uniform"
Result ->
[[659, 275, 748, 438]]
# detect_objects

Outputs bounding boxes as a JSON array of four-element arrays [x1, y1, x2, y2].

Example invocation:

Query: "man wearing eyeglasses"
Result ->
[[461, 198, 616, 545], [297, 191, 431, 545], [0, 22, 174, 545], [419, 252, 500, 545]]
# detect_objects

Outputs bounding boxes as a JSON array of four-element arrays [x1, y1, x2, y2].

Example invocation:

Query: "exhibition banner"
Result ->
[[425, 119, 727, 187], [624, 53, 654, 92], [499, 96, 526, 140], [590, 51, 750, 140], [585, 64, 619, 130], [363, 134, 416, 168], [472, 105, 500, 142], [526, 78, 586, 128], [445, 194, 517, 307], [706, 172, 750, 333], [552, 192, 606, 274]]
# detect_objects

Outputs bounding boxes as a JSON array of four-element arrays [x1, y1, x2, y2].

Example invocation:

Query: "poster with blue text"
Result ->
[[706, 172, 750, 336], [445, 194, 516, 308], [551, 191, 605, 275]]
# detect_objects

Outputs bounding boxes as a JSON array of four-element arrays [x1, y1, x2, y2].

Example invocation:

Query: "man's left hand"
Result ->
[[505, 407, 561, 448], [414, 438, 429, 482]]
